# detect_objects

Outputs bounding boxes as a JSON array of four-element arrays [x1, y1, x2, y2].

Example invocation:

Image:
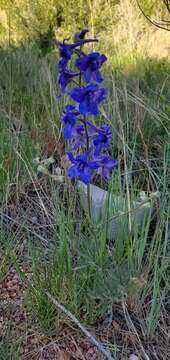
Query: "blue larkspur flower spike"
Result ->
[[67, 152, 99, 184], [75, 52, 107, 83], [57, 33, 118, 185], [70, 83, 107, 115]]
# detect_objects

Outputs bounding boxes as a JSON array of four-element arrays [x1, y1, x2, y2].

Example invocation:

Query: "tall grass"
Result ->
[[0, 41, 169, 358]]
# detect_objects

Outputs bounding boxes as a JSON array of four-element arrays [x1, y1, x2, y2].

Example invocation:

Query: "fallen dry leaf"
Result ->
[[57, 349, 71, 360], [61, 154, 71, 172]]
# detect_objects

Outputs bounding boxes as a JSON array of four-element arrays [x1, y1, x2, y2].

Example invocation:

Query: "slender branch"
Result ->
[[45, 291, 115, 360], [72, 79, 81, 87], [136, 0, 170, 31], [122, 301, 150, 360], [0, 210, 48, 246], [164, 0, 170, 13]]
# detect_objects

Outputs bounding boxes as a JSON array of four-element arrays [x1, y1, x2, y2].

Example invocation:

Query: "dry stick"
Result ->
[[0, 211, 48, 246], [122, 301, 150, 360], [45, 291, 115, 360]]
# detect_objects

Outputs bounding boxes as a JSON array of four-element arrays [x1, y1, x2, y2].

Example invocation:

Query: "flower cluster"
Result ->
[[57, 32, 118, 185]]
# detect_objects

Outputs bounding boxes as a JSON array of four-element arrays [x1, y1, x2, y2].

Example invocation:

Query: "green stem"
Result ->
[[87, 183, 91, 219], [84, 116, 91, 219], [78, 54, 91, 219]]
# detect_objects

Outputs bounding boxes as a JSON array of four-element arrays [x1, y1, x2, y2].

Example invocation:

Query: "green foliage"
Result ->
[[0, 0, 168, 45], [0, 324, 21, 360]]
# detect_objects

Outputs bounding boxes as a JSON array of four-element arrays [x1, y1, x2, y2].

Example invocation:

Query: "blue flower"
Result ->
[[73, 29, 89, 42], [58, 39, 98, 71], [57, 36, 117, 186], [58, 41, 82, 71], [95, 155, 118, 178], [58, 43, 73, 71], [75, 52, 107, 83], [71, 123, 99, 150], [93, 124, 112, 155], [58, 70, 80, 92], [62, 105, 78, 139], [71, 125, 86, 149], [70, 83, 107, 115], [67, 152, 98, 184]]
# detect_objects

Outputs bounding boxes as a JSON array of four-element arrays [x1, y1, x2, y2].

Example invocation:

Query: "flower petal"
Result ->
[[88, 161, 99, 169], [67, 152, 75, 162], [84, 68, 92, 82], [70, 87, 85, 102], [76, 153, 88, 162], [79, 99, 99, 115], [97, 167, 110, 178], [68, 165, 79, 178], [93, 70, 103, 83], [63, 123, 74, 139], [106, 159, 118, 169], [79, 168, 91, 184], [65, 105, 75, 111]]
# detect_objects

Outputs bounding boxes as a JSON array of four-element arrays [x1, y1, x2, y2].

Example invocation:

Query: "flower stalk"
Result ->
[[56, 31, 118, 219], [84, 115, 91, 218]]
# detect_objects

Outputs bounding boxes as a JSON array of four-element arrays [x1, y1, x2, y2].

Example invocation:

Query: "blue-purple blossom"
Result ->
[[71, 125, 86, 149], [58, 39, 98, 71], [71, 123, 98, 150], [67, 152, 99, 184], [70, 83, 107, 115], [73, 29, 89, 42], [95, 155, 118, 178], [93, 124, 112, 155], [75, 52, 107, 83], [58, 41, 83, 71], [58, 70, 80, 92], [58, 43, 73, 71], [57, 34, 118, 185], [62, 105, 78, 139]]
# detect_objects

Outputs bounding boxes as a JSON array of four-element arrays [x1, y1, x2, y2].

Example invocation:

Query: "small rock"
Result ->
[[31, 216, 38, 224], [129, 355, 139, 360]]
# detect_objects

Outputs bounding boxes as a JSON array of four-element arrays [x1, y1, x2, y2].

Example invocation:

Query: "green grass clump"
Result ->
[[0, 43, 169, 358]]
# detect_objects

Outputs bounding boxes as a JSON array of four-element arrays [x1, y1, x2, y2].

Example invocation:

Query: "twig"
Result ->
[[45, 291, 115, 360], [136, 0, 170, 31], [122, 300, 150, 360], [0, 211, 48, 246]]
